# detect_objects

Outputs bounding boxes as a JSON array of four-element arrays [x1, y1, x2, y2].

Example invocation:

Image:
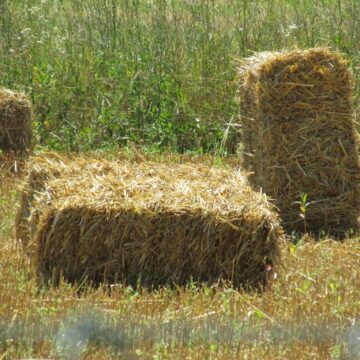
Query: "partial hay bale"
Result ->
[[26, 159, 283, 289], [237, 48, 360, 236], [15, 151, 243, 250], [0, 89, 32, 154], [0, 153, 26, 176], [15, 152, 121, 249]]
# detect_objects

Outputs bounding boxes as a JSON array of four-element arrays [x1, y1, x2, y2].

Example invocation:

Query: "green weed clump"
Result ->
[[1, 0, 360, 153]]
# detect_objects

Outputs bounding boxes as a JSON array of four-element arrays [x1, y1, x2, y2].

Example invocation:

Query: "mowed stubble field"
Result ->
[[1, 0, 360, 358], [0, 158, 359, 359]]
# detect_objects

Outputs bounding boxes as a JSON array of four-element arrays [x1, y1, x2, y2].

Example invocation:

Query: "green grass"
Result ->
[[0, 162, 359, 359], [1, 0, 360, 153]]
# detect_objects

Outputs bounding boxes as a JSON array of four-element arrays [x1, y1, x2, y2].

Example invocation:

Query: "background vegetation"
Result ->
[[1, 0, 360, 153]]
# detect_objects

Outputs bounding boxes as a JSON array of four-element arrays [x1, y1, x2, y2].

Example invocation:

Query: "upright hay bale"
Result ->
[[23, 158, 284, 289], [0, 89, 32, 154], [238, 48, 360, 236]]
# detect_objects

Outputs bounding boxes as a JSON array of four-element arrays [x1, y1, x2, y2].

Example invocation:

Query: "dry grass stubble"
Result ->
[[0, 155, 359, 358]]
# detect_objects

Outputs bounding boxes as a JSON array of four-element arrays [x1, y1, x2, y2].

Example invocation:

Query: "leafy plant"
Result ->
[[294, 192, 312, 233]]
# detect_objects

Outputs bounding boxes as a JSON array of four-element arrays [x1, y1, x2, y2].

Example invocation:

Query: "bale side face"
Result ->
[[238, 48, 360, 236], [0, 89, 32, 154], [34, 205, 280, 289], [26, 160, 284, 289]]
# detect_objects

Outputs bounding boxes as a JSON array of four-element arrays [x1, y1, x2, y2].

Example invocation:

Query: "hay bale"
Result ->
[[0, 89, 32, 154], [15, 153, 69, 249], [22, 157, 284, 289], [15, 152, 121, 250], [237, 48, 360, 236]]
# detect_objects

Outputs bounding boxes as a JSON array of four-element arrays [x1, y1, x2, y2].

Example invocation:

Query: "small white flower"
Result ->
[[288, 23, 298, 31], [20, 28, 31, 36]]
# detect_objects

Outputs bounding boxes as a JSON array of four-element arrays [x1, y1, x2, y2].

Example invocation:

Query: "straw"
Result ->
[[17, 154, 284, 289], [237, 48, 360, 236], [0, 89, 32, 154]]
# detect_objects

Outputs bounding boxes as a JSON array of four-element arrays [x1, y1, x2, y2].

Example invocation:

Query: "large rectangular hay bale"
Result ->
[[238, 48, 360, 236], [23, 158, 284, 289], [0, 89, 32, 154]]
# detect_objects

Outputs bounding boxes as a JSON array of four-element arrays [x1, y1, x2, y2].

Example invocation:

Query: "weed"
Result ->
[[294, 192, 312, 233]]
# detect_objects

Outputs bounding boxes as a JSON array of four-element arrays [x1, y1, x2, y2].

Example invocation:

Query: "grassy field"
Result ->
[[1, 0, 360, 153], [1, 0, 360, 358], [0, 160, 359, 359]]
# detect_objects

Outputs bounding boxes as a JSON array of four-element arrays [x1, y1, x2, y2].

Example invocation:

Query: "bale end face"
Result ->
[[15, 169, 51, 250]]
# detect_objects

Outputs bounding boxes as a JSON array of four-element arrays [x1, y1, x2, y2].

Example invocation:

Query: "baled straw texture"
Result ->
[[15, 152, 121, 250], [19, 155, 284, 289], [0, 89, 32, 154], [238, 48, 360, 236]]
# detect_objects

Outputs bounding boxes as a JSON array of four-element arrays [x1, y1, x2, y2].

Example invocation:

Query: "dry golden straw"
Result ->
[[0, 89, 32, 154], [16, 152, 121, 249], [16, 153, 284, 289], [237, 48, 360, 236]]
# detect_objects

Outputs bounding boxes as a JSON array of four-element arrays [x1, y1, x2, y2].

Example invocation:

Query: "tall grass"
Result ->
[[1, 0, 360, 153]]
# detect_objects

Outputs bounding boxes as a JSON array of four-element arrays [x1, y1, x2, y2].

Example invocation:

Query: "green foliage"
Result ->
[[1, 0, 360, 152], [294, 192, 312, 233]]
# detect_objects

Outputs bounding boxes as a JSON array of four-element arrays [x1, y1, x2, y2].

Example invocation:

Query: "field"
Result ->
[[1, 0, 360, 359], [0, 159, 359, 359]]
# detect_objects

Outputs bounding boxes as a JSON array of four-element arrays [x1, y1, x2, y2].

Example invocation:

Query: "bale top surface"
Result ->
[[29, 153, 273, 219]]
